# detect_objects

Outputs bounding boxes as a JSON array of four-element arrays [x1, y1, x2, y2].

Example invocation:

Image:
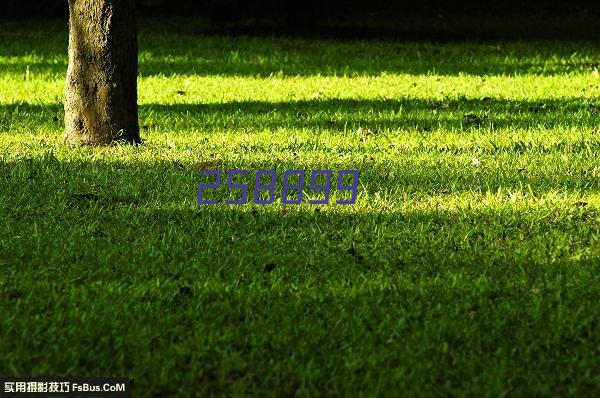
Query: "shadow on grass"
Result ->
[[1, 20, 599, 77], [2, 156, 599, 266], [2, 222, 598, 397], [139, 97, 600, 131], [1, 97, 599, 135], [2, 156, 599, 394]]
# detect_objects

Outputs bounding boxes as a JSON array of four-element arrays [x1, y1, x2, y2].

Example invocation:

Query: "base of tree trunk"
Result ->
[[64, 0, 140, 146]]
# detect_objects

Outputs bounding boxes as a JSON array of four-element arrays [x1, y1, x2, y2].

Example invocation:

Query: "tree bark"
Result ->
[[65, 0, 140, 145]]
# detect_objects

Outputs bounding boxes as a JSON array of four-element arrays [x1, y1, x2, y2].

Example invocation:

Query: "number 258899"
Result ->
[[198, 169, 359, 205]]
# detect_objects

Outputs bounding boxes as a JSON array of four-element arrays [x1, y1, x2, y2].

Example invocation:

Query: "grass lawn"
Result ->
[[1, 18, 599, 396]]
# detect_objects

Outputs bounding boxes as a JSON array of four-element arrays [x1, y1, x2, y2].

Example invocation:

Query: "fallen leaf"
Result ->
[[464, 113, 482, 123], [196, 161, 219, 170], [467, 305, 479, 317], [356, 127, 373, 137]]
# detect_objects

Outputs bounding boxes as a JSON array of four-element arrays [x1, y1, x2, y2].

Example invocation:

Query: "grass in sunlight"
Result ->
[[0, 18, 599, 396]]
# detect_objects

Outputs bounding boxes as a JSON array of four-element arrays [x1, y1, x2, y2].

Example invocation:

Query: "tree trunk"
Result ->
[[65, 0, 140, 145]]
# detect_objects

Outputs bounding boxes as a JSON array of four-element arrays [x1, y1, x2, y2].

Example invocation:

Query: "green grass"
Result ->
[[1, 18, 600, 396]]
